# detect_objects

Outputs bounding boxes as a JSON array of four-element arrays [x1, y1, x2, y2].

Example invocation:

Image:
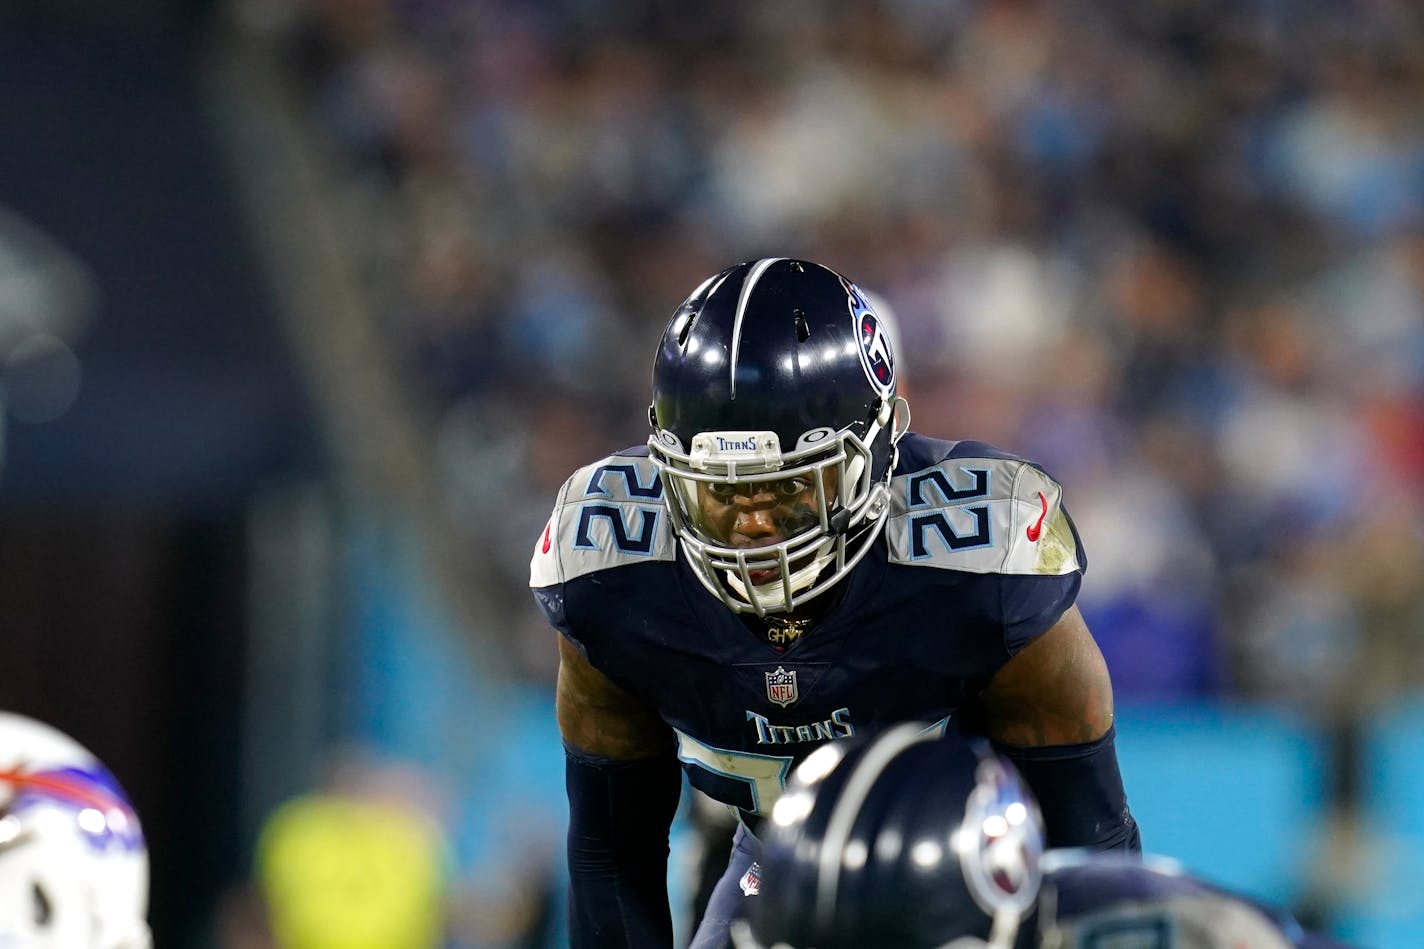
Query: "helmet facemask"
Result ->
[[651, 396, 906, 616]]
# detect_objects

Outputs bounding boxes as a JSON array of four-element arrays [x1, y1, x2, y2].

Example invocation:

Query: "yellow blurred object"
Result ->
[[256, 793, 448, 949]]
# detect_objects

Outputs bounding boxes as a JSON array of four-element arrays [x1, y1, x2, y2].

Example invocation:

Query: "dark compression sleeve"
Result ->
[[565, 747, 683, 948], [994, 726, 1141, 853]]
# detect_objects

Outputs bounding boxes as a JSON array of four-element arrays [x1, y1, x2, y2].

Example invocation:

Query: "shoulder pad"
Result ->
[[529, 452, 676, 588], [884, 455, 1082, 575]]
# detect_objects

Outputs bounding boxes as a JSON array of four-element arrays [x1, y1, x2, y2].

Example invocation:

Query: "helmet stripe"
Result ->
[[0, 768, 127, 813], [729, 257, 785, 399], [814, 722, 935, 928]]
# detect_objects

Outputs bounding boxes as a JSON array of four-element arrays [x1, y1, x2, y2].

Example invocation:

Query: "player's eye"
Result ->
[[773, 477, 810, 498], [705, 478, 809, 502]]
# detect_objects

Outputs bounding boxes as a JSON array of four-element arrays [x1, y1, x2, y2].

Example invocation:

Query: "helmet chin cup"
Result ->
[[720, 535, 840, 615]]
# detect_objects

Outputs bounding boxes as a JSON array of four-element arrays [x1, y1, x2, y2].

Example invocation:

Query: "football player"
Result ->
[[530, 258, 1140, 948], [731, 723, 1353, 949], [0, 711, 151, 948]]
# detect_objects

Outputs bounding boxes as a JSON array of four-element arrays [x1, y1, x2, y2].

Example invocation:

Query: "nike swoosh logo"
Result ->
[[1025, 492, 1048, 542]]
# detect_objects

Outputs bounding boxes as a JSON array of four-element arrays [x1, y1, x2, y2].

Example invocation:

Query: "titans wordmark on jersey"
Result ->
[[531, 433, 1085, 819]]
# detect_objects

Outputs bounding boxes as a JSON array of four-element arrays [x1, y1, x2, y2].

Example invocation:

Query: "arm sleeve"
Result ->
[[994, 726, 1141, 853], [565, 747, 683, 948]]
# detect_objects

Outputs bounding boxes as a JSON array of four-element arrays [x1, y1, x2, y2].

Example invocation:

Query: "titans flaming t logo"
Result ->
[[843, 278, 894, 397], [958, 757, 1042, 918]]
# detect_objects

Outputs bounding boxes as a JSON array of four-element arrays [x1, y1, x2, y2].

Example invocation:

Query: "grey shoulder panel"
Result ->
[[529, 454, 676, 588], [884, 456, 1082, 576]]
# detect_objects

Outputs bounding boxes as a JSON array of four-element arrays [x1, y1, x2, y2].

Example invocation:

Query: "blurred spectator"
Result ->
[[238, 755, 451, 949], [217, 750, 561, 949]]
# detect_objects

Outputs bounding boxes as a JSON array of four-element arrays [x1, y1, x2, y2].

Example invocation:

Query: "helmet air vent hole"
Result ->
[[794, 310, 811, 342], [790, 261, 804, 273], [677, 313, 697, 347], [32, 881, 51, 926]]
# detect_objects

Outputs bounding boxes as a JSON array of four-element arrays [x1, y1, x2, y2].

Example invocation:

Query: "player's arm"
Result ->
[[978, 604, 1141, 852], [558, 633, 682, 949]]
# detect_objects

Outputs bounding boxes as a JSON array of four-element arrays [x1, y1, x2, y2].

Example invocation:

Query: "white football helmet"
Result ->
[[0, 712, 151, 949]]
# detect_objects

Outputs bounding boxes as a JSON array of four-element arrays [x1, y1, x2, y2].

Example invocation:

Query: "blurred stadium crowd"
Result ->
[[213, 0, 1424, 945], [252, 0, 1424, 716]]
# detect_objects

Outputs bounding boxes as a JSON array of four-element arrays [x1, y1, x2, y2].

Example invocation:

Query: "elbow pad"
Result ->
[[994, 725, 1141, 853], [565, 748, 682, 947]]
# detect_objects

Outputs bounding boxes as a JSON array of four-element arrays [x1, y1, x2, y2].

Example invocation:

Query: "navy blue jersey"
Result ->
[[1027, 855, 1343, 949], [531, 433, 1086, 818]]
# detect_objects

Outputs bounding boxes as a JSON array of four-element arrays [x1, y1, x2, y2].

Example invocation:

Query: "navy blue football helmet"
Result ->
[[731, 725, 1044, 949], [647, 258, 908, 615]]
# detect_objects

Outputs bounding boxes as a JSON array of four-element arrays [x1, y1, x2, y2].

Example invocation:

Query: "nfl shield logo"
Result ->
[[765, 666, 798, 708], [739, 861, 762, 896]]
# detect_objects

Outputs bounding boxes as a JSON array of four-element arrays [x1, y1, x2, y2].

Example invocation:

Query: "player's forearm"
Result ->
[[994, 725, 1141, 852], [566, 747, 682, 947]]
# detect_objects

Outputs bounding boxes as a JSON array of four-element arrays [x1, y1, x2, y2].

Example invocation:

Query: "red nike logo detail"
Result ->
[[1025, 492, 1048, 542], [541, 522, 552, 554]]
